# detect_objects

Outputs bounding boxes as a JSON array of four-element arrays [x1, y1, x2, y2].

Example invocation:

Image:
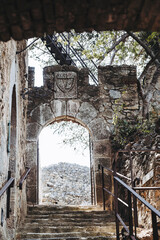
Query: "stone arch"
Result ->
[[26, 99, 112, 206], [26, 64, 139, 208]]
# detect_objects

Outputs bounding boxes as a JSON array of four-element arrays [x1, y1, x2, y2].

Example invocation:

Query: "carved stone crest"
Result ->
[[54, 72, 77, 98]]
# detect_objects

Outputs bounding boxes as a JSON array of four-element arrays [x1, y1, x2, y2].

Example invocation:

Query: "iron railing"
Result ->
[[59, 33, 98, 85], [0, 171, 14, 218], [0, 168, 31, 220], [99, 149, 160, 240], [19, 167, 31, 190]]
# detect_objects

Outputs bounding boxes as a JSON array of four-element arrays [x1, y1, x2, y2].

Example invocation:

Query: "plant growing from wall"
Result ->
[[111, 116, 156, 150]]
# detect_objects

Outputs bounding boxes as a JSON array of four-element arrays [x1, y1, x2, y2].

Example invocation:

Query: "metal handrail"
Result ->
[[0, 171, 14, 218], [70, 31, 98, 70], [19, 167, 31, 190], [99, 148, 160, 240], [0, 177, 14, 197], [99, 163, 131, 181], [133, 186, 160, 190], [114, 175, 160, 217]]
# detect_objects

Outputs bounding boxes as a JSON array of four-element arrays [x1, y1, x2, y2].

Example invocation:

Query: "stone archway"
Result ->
[[26, 106, 111, 206], [26, 65, 139, 208]]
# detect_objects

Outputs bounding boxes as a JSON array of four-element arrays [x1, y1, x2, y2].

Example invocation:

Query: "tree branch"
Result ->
[[109, 49, 118, 65], [98, 33, 129, 64], [106, 33, 129, 55], [138, 50, 160, 83], [127, 31, 160, 66]]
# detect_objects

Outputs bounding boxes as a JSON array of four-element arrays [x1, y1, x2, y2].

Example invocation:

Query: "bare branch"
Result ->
[[127, 31, 160, 66], [138, 50, 160, 83], [150, 65, 160, 85], [32, 44, 51, 55], [97, 33, 129, 64], [109, 49, 118, 65], [106, 33, 129, 54]]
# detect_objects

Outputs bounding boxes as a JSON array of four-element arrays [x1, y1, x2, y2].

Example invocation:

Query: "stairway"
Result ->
[[16, 205, 116, 240], [42, 35, 74, 66]]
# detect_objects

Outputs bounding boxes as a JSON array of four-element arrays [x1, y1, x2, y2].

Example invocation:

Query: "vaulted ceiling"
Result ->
[[1, 0, 160, 41]]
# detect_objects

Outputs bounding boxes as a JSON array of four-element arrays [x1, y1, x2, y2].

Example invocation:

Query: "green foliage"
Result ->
[[28, 31, 150, 75], [111, 117, 155, 150]]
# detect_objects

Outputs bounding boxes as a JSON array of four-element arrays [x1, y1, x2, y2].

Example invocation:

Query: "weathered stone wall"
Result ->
[[26, 64, 139, 208], [41, 162, 91, 206], [142, 64, 160, 118], [0, 40, 28, 240], [116, 133, 160, 228]]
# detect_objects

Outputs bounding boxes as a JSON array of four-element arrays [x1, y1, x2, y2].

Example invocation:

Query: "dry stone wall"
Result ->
[[0, 40, 28, 240], [26, 64, 140, 208], [142, 64, 160, 118], [41, 162, 91, 206], [116, 132, 160, 229]]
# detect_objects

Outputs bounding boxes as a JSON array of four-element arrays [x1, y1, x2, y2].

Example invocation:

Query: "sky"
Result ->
[[28, 57, 90, 168], [39, 126, 90, 167], [28, 58, 43, 86]]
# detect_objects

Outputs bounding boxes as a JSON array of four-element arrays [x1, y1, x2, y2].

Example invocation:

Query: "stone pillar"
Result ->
[[26, 122, 41, 204], [93, 139, 112, 208]]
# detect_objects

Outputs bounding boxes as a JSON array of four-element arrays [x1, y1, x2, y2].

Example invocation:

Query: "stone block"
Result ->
[[26, 165, 37, 187], [96, 173, 111, 188], [77, 102, 97, 125], [94, 157, 111, 171], [30, 103, 54, 126], [95, 172, 112, 207], [66, 100, 80, 117], [109, 90, 121, 99], [27, 185, 37, 204], [93, 139, 111, 158], [26, 123, 41, 141], [26, 141, 37, 166], [88, 118, 110, 140], [98, 65, 137, 86], [50, 99, 66, 118], [54, 71, 77, 99]]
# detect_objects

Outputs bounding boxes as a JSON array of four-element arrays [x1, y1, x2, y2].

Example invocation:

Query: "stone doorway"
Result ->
[[26, 65, 137, 208], [38, 120, 91, 206]]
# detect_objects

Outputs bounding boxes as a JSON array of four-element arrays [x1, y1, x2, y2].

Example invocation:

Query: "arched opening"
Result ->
[[38, 120, 93, 205]]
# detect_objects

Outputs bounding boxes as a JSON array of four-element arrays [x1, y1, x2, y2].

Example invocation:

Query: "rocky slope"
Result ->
[[40, 162, 91, 205]]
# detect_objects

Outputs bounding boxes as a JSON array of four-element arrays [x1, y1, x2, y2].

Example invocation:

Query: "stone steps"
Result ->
[[24, 220, 111, 226], [27, 205, 102, 212], [16, 205, 116, 240]]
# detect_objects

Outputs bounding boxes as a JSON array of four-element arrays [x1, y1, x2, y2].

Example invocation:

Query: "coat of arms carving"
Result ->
[[54, 72, 77, 98]]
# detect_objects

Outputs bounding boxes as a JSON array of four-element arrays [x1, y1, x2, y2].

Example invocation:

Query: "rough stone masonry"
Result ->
[[26, 64, 140, 208]]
